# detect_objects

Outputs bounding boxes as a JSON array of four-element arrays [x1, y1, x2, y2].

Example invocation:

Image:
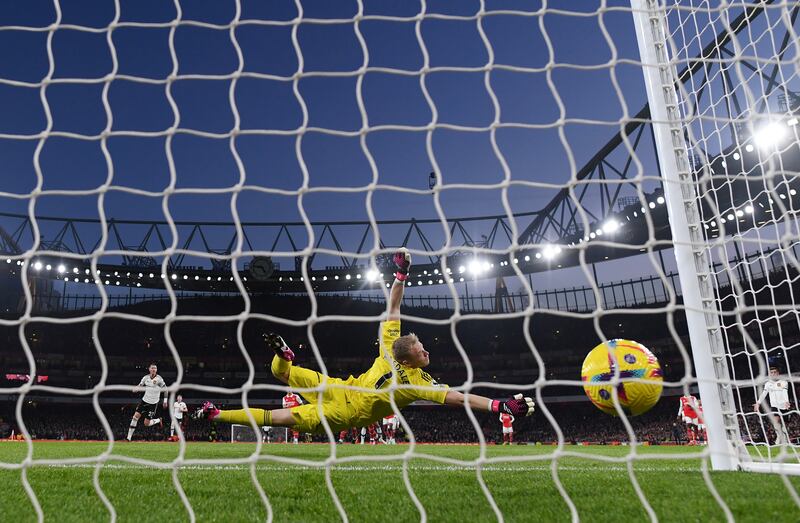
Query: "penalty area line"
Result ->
[[32, 463, 697, 472]]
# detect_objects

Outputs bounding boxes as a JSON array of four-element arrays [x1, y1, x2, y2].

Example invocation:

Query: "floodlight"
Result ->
[[602, 220, 619, 233], [542, 245, 559, 260], [753, 121, 787, 149]]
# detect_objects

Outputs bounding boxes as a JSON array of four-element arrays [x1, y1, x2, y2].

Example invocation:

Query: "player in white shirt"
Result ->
[[753, 367, 793, 445], [126, 363, 168, 441], [170, 395, 188, 441]]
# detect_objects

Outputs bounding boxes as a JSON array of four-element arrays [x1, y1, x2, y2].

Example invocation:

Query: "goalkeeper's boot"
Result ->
[[264, 332, 295, 361], [193, 401, 220, 421]]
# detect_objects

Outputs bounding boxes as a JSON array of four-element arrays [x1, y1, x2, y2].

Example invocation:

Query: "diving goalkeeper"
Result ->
[[194, 249, 535, 433]]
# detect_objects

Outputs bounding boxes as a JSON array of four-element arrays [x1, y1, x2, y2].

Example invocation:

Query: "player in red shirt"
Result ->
[[500, 412, 515, 444], [695, 399, 707, 444], [677, 394, 699, 445], [382, 414, 397, 445], [367, 423, 379, 445], [282, 391, 302, 444]]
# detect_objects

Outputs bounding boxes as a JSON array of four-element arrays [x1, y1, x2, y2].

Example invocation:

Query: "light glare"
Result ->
[[602, 220, 619, 233], [753, 122, 787, 149]]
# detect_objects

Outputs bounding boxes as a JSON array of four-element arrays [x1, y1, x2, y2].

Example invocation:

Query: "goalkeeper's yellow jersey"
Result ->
[[346, 320, 448, 427]]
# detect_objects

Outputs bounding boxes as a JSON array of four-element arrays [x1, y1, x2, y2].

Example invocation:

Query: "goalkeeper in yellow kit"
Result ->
[[194, 249, 535, 433]]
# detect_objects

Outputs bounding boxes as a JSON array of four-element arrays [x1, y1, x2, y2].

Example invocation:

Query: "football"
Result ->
[[581, 339, 663, 416]]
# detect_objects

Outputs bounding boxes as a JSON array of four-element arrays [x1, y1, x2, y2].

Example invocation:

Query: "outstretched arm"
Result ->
[[388, 279, 404, 321], [444, 390, 535, 417], [388, 248, 410, 321]]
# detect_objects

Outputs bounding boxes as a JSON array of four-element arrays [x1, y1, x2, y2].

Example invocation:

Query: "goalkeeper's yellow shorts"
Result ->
[[287, 365, 353, 433]]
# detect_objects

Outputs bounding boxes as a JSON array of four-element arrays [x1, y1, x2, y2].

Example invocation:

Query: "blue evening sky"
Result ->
[[0, 0, 675, 292]]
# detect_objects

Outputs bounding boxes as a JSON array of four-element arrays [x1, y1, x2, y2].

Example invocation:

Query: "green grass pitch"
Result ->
[[0, 441, 797, 522]]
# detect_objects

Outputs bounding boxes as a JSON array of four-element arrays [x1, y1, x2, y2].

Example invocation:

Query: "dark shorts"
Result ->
[[135, 400, 159, 419]]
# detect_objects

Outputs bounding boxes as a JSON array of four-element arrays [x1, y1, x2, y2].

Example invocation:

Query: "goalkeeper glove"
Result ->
[[491, 394, 535, 416], [263, 332, 295, 361], [393, 248, 411, 281]]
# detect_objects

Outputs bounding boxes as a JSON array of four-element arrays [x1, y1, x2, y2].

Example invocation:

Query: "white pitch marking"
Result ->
[[33, 463, 698, 473]]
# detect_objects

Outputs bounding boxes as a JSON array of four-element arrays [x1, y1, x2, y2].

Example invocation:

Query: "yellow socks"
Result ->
[[215, 408, 272, 426]]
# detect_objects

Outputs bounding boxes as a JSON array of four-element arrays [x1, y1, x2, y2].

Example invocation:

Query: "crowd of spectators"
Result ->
[[2, 293, 799, 447], [5, 397, 795, 446], [400, 400, 683, 444]]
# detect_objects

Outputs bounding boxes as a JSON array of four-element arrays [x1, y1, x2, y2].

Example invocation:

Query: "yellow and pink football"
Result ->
[[581, 339, 663, 416]]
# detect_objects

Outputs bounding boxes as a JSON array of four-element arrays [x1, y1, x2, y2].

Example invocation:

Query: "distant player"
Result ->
[[194, 249, 535, 435], [677, 393, 699, 445], [170, 394, 188, 441], [127, 363, 168, 441], [338, 427, 360, 444], [753, 367, 793, 445], [695, 399, 707, 444], [500, 412, 515, 445], [282, 391, 303, 444], [368, 423, 379, 445], [382, 414, 397, 444]]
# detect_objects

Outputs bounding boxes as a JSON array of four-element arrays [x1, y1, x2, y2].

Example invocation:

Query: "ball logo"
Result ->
[[599, 389, 610, 400], [624, 353, 636, 364]]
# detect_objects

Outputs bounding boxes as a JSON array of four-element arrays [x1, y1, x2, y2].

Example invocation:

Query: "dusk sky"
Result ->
[[1, 0, 787, 295]]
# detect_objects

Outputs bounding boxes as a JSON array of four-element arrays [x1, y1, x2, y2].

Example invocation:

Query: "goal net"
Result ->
[[639, 0, 800, 474], [0, 0, 799, 520]]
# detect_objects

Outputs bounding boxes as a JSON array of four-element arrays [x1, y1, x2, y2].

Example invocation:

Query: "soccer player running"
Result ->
[[194, 249, 535, 434], [170, 394, 188, 441], [126, 363, 168, 441], [753, 367, 793, 445]]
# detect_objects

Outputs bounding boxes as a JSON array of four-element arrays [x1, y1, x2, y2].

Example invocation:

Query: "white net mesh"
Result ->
[[0, 0, 799, 520], [663, 0, 800, 468]]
